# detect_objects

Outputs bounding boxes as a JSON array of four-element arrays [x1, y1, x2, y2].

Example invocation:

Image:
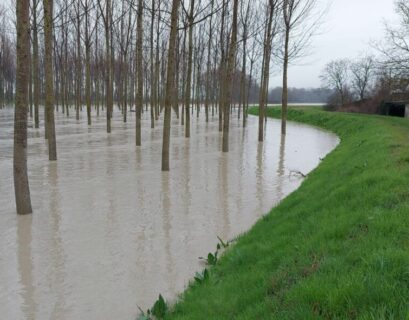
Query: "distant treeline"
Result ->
[[267, 87, 334, 103]]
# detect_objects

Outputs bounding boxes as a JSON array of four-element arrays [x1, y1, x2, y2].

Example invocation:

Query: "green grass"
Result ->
[[165, 107, 409, 320]]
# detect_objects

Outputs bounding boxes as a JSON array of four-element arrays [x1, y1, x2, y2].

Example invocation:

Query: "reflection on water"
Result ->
[[0, 107, 338, 319]]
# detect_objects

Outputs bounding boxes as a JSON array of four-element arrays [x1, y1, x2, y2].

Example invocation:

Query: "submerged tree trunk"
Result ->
[[102, 0, 113, 133], [32, 0, 40, 129], [84, 0, 92, 126], [204, 1, 214, 123], [258, 1, 276, 142], [75, 1, 81, 121], [135, 0, 143, 146], [150, 0, 155, 128], [218, 0, 227, 133], [239, 1, 250, 121], [281, 27, 289, 135], [44, 0, 57, 160], [222, 0, 239, 153], [161, 0, 180, 171], [184, 0, 195, 138], [14, 0, 33, 214], [282, 0, 291, 135]]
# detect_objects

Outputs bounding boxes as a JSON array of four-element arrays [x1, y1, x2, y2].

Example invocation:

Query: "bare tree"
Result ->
[[161, 0, 180, 171], [98, 0, 114, 133], [221, 0, 239, 152], [350, 56, 375, 100], [135, 0, 143, 146], [80, 0, 93, 126], [320, 59, 351, 106], [183, 0, 195, 138], [150, 0, 156, 128], [376, 0, 409, 79], [281, 0, 321, 135], [258, 0, 279, 142], [238, 0, 250, 121], [31, 0, 40, 129], [14, 0, 33, 214], [44, 0, 57, 160]]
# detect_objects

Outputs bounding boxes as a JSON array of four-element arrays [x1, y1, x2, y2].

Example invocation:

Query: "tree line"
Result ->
[[320, 0, 409, 111], [8, 0, 321, 214]]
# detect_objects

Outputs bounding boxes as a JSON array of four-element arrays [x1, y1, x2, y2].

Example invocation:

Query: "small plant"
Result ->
[[200, 236, 231, 266], [217, 236, 229, 248], [151, 294, 167, 319], [194, 269, 209, 284], [136, 310, 151, 320], [136, 294, 167, 320], [199, 252, 218, 265], [207, 252, 218, 265]]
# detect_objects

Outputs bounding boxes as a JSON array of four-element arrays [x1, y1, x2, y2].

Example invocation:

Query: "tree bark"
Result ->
[[44, 0, 57, 160], [281, 27, 289, 135], [184, 0, 195, 138], [258, 2, 275, 142], [14, 0, 33, 214], [150, 0, 156, 128], [204, 1, 214, 123], [84, 0, 92, 126], [222, 0, 239, 153], [75, 1, 81, 121], [282, 0, 290, 135], [135, 0, 143, 146], [161, 0, 180, 171], [32, 0, 40, 129], [218, 0, 227, 132]]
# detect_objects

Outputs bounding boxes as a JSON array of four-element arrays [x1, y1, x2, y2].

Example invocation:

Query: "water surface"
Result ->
[[0, 107, 338, 319]]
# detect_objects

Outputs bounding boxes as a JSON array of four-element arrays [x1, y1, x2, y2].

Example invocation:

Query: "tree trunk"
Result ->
[[184, 0, 195, 138], [85, 0, 92, 126], [76, 1, 81, 121], [204, 0, 213, 124], [161, 0, 180, 171], [135, 0, 143, 146], [258, 3, 275, 142], [14, 0, 33, 214], [104, 0, 113, 133], [222, 0, 239, 153], [281, 0, 292, 134], [150, 0, 155, 128], [28, 43, 33, 118], [44, 0, 57, 160], [32, 0, 40, 129], [281, 20, 290, 135], [218, 0, 227, 133]]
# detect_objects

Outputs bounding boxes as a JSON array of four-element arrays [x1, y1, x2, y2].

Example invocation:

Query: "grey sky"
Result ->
[[270, 0, 397, 88]]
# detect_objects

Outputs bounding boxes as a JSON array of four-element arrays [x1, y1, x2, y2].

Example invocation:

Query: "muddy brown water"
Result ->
[[0, 107, 338, 319]]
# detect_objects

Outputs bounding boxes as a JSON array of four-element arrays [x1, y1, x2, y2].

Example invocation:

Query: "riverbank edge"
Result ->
[[164, 107, 409, 319]]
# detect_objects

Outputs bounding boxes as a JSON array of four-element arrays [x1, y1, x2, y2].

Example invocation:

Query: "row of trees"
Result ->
[[0, 7, 15, 107], [321, 0, 409, 109], [320, 56, 376, 107], [10, 0, 321, 214]]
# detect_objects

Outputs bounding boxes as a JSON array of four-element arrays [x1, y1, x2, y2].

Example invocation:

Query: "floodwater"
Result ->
[[0, 106, 338, 320]]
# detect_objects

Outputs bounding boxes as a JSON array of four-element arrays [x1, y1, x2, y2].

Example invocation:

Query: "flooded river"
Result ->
[[0, 107, 338, 319]]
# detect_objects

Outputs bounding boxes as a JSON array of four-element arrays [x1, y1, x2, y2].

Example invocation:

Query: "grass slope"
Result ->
[[166, 107, 409, 320]]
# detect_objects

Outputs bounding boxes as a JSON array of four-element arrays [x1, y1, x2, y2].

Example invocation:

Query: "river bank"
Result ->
[[165, 107, 409, 319]]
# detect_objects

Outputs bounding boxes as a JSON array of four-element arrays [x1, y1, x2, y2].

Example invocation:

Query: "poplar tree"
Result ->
[[161, 0, 180, 171], [14, 0, 32, 214]]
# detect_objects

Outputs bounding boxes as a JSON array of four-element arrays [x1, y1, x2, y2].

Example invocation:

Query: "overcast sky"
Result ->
[[270, 0, 397, 88]]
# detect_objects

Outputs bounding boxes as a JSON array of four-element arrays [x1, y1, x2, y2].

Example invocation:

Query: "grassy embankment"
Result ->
[[165, 107, 409, 319]]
